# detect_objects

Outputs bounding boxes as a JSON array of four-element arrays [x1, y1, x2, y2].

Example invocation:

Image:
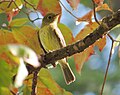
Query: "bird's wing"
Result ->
[[37, 30, 47, 54], [53, 27, 66, 47], [53, 27, 68, 62]]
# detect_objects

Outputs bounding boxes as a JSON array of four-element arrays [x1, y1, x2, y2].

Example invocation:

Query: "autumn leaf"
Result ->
[[96, 3, 113, 12], [74, 22, 106, 72], [23, 0, 39, 9], [0, 29, 17, 45], [75, 47, 94, 72], [58, 23, 74, 45], [11, 26, 44, 54], [23, 68, 72, 95], [66, 0, 80, 10], [0, 26, 43, 65], [76, 3, 112, 24], [76, 10, 93, 24], [38, 68, 72, 95], [0, 60, 12, 87], [93, 0, 104, 5], [9, 18, 29, 27], [37, 0, 62, 16]]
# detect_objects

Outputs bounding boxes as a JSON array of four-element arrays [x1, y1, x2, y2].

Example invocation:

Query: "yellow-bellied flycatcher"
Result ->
[[38, 13, 75, 84]]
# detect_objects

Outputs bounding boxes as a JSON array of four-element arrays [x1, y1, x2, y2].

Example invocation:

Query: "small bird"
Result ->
[[38, 13, 75, 84]]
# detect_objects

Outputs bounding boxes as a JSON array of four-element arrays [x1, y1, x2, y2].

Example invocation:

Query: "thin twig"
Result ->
[[108, 33, 120, 42], [24, 0, 36, 10], [31, 67, 41, 95], [91, 0, 100, 25], [2, 0, 41, 26], [14, 0, 42, 24], [100, 36, 114, 95], [26, 11, 42, 23], [31, 71, 38, 95], [59, 0, 78, 19], [7, 0, 13, 8]]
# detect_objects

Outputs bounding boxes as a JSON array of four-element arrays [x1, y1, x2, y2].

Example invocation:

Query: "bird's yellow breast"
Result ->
[[39, 25, 62, 52]]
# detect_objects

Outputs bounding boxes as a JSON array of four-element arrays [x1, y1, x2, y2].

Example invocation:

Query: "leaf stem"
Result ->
[[91, 0, 100, 25], [100, 36, 114, 95]]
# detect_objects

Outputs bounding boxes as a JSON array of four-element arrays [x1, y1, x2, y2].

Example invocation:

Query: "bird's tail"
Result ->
[[59, 59, 75, 85]]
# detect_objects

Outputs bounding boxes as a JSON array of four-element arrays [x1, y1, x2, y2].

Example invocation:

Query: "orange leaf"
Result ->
[[94, 35, 106, 51], [77, 10, 93, 24], [0, 30, 19, 64], [66, 0, 80, 10], [76, 3, 112, 24], [75, 22, 99, 40], [37, 0, 62, 16], [96, 3, 113, 12], [74, 47, 94, 73], [74, 22, 106, 72], [93, 0, 104, 5]]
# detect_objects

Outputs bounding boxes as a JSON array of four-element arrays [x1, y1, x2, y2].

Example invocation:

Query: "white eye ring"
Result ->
[[47, 15, 52, 20]]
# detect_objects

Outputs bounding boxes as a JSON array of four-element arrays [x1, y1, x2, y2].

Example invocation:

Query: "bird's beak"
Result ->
[[55, 13, 61, 16], [54, 13, 61, 21]]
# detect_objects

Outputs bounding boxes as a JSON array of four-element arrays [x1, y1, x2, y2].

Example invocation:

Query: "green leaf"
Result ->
[[23, 85, 31, 95], [21, 0, 39, 9], [0, 60, 12, 87], [38, 68, 72, 95], [0, 13, 8, 27], [58, 23, 74, 45], [9, 18, 29, 27], [0, 87, 12, 95]]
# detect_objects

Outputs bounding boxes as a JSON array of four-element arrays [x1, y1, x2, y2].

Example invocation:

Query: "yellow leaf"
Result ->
[[0, 29, 17, 45], [12, 26, 44, 54], [37, 0, 62, 16], [58, 23, 74, 45], [9, 18, 29, 27]]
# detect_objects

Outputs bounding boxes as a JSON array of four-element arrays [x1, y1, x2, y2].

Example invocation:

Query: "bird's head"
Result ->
[[41, 13, 60, 27]]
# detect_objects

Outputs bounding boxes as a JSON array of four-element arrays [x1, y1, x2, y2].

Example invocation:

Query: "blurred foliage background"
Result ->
[[0, 0, 120, 95]]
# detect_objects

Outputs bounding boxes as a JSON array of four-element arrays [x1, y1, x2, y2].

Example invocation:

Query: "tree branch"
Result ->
[[41, 10, 120, 65]]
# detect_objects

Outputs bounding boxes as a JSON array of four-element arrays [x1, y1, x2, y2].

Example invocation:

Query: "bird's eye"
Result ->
[[47, 15, 52, 20]]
